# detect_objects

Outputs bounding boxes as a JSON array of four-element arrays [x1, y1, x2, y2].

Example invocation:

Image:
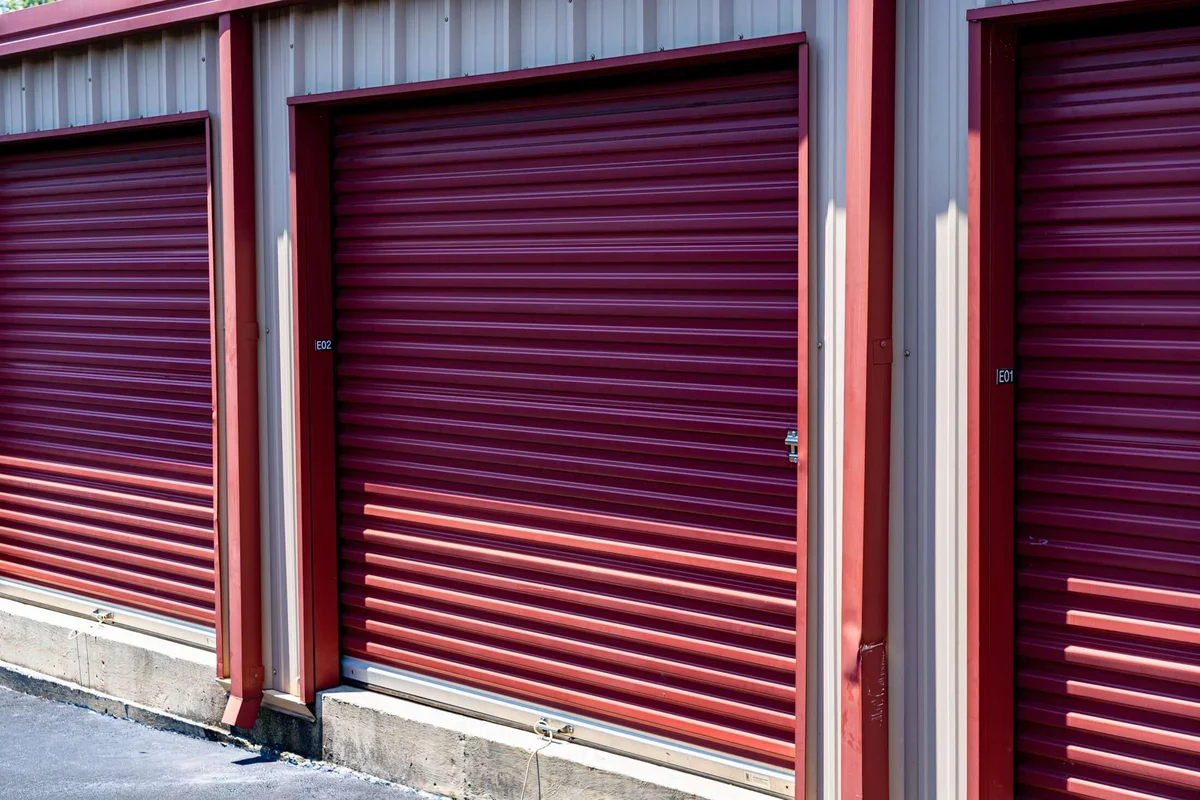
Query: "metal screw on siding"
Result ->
[[290, 43, 294, 49], [738, 34, 745, 40], [201, 57, 206, 62], [444, 15, 448, 21], [904, 349, 911, 357], [589, 54, 595, 61], [817, 342, 823, 350], [658, 47, 664, 52]]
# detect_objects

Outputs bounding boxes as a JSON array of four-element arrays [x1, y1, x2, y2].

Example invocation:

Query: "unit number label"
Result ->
[[314, 339, 333, 351], [996, 368, 1015, 385]]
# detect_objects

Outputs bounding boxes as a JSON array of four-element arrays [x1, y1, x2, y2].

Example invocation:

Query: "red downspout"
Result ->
[[842, 0, 896, 796], [218, 10, 264, 729]]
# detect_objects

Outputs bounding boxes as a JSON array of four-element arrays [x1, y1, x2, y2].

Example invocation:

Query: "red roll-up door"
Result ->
[[0, 125, 216, 631], [1014, 21, 1200, 798], [331, 55, 799, 771]]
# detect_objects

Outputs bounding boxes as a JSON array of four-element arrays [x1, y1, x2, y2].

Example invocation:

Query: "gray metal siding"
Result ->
[[804, 0, 846, 795], [0, 29, 219, 134]]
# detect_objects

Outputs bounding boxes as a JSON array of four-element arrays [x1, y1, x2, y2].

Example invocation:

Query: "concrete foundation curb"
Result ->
[[0, 659, 231, 742], [0, 597, 325, 759], [320, 687, 776, 800], [0, 597, 226, 723], [1, 597, 778, 800]]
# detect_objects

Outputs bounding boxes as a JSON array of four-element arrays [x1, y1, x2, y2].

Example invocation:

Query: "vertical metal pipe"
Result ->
[[842, 0, 896, 796], [218, 10, 264, 730]]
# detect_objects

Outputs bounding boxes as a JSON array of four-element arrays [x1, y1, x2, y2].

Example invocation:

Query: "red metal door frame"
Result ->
[[965, 1, 1189, 796], [0, 110, 223, 657], [289, 33, 810, 786]]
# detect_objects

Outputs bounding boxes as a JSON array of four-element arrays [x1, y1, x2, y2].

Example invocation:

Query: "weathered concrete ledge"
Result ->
[[319, 687, 775, 800], [0, 597, 322, 758], [0, 597, 226, 724], [0, 659, 230, 742], [1, 598, 774, 800]]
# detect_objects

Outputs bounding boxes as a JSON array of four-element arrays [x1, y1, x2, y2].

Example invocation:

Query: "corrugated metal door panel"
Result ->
[[332, 56, 798, 769], [0, 127, 216, 628], [1015, 20, 1200, 800]]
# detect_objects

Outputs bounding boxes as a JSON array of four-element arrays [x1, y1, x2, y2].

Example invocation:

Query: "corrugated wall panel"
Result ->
[[58, 54, 88, 130], [461, 0, 521, 74], [90, 46, 124, 122], [0, 27, 218, 133], [521, 0, 573, 68], [736, 0, 800, 40], [896, 3, 972, 797], [253, 8, 301, 695], [349, 1, 391, 86], [804, 0, 846, 796], [586, 0, 644, 58], [656, 0, 718, 50]]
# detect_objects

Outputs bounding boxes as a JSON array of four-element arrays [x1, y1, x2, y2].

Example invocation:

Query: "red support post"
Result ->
[[218, 9, 264, 730], [842, 0, 896, 797]]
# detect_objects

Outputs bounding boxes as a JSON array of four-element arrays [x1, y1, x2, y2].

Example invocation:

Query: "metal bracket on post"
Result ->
[[785, 430, 799, 464]]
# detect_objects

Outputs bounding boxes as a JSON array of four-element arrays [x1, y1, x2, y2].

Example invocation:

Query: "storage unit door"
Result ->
[[0, 126, 216, 631], [1014, 20, 1200, 798], [332, 55, 800, 771]]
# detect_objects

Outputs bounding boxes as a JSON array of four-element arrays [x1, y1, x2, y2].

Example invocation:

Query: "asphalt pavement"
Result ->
[[0, 687, 428, 799]]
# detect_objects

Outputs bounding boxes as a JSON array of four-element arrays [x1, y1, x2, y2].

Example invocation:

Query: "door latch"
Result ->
[[785, 430, 799, 464]]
